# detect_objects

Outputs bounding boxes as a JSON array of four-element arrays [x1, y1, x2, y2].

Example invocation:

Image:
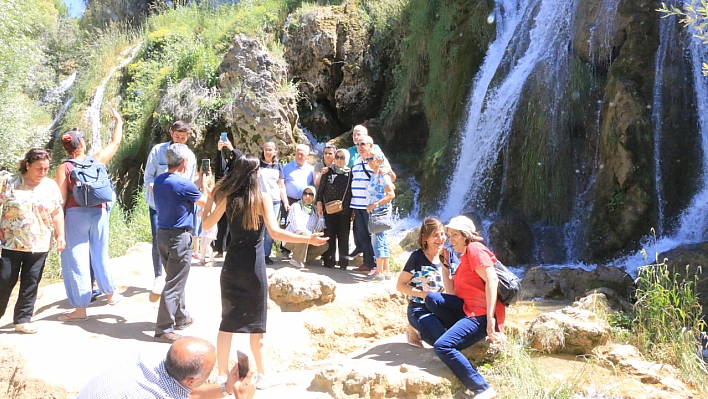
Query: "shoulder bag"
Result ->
[[367, 175, 393, 234], [324, 172, 349, 214]]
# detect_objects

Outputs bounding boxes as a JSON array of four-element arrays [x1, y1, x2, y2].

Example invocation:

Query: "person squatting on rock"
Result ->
[[0, 149, 65, 334], [144, 121, 197, 301], [257, 141, 287, 265], [316, 148, 353, 269], [281, 144, 315, 257], [365, 149, 395, 281], [424, 216, 506, 399], [202, 154, 327, 390], [152, 144, 211, 344], [76, 336, 257, 399], [55, 106, 124, 322], [283, 185, 328, 269]]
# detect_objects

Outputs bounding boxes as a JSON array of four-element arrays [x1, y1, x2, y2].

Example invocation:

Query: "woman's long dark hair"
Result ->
[[213, 154, 263, 230]]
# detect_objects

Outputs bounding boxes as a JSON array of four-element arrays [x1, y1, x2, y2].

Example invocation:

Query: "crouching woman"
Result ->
[[424, 216, 505, 399]]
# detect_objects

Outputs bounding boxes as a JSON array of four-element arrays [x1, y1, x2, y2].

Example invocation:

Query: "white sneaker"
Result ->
[[475, 387, 497, 399], [289, 259, 304, 269], [255, 373, 282, 390], [152, 275, 166, 294]]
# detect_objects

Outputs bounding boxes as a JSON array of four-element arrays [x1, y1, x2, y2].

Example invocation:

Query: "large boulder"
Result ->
[[488, 213, 534, 265], [527, 298, 611, 355], [218, 34, 298, 156], [268, 268, 336, 310], [284, 3, 384, 133], [556, 265, 634, 300], [520, 267, 563, 300]]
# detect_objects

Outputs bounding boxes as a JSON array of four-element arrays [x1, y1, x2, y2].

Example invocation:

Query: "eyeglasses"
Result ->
[[365, 157, 377, 162], [356, 142, 370, 147], [334, 155, 346, 160], [302, 192, 314, 197]]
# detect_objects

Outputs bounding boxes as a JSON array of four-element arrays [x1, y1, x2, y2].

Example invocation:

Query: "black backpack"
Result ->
[[491, 261, 520, 306]]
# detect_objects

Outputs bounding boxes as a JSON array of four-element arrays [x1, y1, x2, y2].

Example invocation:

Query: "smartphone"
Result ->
[[220, 132, 228, 142], [236, 350, 249, 379], [201, 159, 210, 174]]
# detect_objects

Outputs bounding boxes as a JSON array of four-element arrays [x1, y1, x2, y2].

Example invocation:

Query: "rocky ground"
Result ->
[[0, 244, 702, 399]]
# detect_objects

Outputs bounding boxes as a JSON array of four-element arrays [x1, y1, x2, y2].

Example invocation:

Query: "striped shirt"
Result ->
[[350, 156, 374, 209]]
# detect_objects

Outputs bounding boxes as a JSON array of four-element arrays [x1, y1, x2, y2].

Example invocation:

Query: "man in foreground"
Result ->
[[153, 144, 209, 343], [76, 336, 256, 399]]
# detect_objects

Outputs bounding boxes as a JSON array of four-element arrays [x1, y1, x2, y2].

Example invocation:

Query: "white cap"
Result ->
[[445, 216, 476, 237]]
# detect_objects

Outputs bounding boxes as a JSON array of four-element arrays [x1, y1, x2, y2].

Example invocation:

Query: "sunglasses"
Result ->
[[365, 157, 377, 162], [356, 142, 370, 147], [334, 155, 346, 160], [302, 192, 314, 197]]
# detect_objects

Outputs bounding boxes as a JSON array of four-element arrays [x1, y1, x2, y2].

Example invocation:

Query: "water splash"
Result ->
[[43, 72, 77, 104], [298, 123, 325, 156], [440, 0, 580, 221]]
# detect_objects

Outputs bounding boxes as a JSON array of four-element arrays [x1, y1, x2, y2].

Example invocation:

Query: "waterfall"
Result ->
[[439, 0, 580, 221], [587, 0, 620, 67], [44, 72, 77, 104], [85, 43, 142, 155]]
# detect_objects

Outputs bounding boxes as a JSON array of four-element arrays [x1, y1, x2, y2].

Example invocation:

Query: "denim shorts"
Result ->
[[371, 230, 389, 259]]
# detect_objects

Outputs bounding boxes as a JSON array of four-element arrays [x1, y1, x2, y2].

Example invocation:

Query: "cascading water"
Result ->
[[440, 0, 580, 221], [85, 43, 142, 155]]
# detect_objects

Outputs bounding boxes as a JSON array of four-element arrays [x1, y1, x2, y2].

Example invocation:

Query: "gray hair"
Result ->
[[166, 143, 191, 169], [359, 135, 374, 145], [295, 144, 310, 154]]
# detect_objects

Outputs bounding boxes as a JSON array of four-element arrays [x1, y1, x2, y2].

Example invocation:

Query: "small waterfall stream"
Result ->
[[440, 0, 580, 221]]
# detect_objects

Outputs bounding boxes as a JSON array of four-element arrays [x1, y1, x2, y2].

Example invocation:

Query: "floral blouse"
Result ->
[[0, 172, 63, 252]]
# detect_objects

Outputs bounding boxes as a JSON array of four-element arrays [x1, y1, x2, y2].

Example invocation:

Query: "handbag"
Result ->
[[368, 205, 393, 233], [324, 171, 350, 215]]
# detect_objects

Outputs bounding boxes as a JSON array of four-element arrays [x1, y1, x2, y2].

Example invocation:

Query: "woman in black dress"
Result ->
[[203, 154, 327, 389], [316, 148, 353, 269]]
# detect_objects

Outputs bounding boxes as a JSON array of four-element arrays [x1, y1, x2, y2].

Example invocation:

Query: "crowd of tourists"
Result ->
[[0, 117, 505, 399]]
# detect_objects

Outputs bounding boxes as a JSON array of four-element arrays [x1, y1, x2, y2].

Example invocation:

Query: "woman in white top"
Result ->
[[283, 186, 328, 268]]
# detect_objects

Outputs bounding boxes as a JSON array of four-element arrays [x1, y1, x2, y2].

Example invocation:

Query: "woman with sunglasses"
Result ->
[[316, 148, 353, 269], [365, 149, 395, 281], [283, 186, 328, 268]]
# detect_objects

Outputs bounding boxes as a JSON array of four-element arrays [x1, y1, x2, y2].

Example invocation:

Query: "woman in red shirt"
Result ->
[[424, 215, 505, 399]]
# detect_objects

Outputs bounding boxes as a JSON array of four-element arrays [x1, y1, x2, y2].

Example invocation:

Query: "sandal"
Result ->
[[14, 323, 38, 334], [107, 293, 123, 306], [405, 330, 424, 349], [58, 313, 88, 322]]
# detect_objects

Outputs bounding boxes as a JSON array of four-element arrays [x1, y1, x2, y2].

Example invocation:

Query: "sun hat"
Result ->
[[445, 216, 476, 237]]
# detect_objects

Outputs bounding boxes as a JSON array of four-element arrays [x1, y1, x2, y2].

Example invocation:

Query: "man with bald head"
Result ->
[[77, 336, 256, 399]]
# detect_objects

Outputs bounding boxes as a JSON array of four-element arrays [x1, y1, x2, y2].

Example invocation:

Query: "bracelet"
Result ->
[[220, 382, 229, 397], [375, 202, 379, 208]]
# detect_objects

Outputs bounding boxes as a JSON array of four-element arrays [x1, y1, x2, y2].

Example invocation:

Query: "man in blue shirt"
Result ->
[[153, 144, 208, 343], [144, 121, 197, 301], [281, 144, 314, 257], [76, 336, 256, 399]]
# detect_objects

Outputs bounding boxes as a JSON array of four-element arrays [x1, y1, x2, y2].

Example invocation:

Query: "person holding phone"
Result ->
[[213, 132, 243, 258]]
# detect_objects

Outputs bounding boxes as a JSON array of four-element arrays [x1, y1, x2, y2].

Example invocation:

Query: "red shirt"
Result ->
[[453, 242, 506, 330]]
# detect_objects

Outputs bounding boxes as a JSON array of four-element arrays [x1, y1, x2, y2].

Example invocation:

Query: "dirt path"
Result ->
[[0, 244, 428, 398]]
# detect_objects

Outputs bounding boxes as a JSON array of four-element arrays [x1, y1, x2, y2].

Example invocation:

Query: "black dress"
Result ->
[[219, 210, 267, 333]]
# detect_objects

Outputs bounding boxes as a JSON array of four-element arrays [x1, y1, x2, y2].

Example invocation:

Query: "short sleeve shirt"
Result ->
[[403, 249, 444, 304], [366, 173, 392, 210], [258, 160, 284, 204], [153, 173, 202, 231], [0, 173, 63, 252], [283, 161, 314, 199], [454, 242, 498, 317]]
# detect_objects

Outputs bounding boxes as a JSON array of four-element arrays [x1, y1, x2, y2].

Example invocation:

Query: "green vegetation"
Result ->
[[632, 262, 707, 391]]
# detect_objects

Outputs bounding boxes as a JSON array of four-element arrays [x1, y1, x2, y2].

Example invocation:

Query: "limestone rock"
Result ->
[[488, 213, 534, 265], [598, 344, 690, 394], [556, 265, 634, 300], [527, 305, 610, 355], [399, 227, 421, 253], [268, 268, 336, 310], [520, 267, 563, 300], [218, 34, 298, 156]]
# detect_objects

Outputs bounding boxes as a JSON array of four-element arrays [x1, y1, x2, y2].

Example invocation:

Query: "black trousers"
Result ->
[[0, 249, 48, 324], [214, 213, 230, 254], [323, 210, 352, 268]]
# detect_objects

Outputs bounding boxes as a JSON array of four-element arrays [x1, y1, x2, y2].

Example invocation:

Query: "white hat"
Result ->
[[445, 216, 476, 237]]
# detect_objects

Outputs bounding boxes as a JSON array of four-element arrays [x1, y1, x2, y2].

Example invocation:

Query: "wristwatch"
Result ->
[[220, 381, 229, 397]]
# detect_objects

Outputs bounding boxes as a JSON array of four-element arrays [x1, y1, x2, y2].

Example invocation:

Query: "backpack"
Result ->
[[493, 260, 520, 306], [67, 159, 115, 207]]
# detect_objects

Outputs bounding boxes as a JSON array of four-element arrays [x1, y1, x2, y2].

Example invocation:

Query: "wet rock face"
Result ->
[[218, 34, 298, 156], [488, 214, 534, 266], [284, 4, 384, 135]]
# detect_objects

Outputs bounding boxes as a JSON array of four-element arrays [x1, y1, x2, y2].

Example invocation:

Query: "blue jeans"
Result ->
[[408, 301, 446, 346], [371, 230, 389, 259], [353, 208, 375, 267], [425, 292, 491, 394], [263, 202, 280, 257], [61, 207, 117, 308], [149, 207, 163, 277]]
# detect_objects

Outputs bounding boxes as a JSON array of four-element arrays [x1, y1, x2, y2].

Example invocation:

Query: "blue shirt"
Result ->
[[144, 141, 196, 209], [76, 356, 191, 399], [283, 160, 314, 199], [153, 172, 202, 231]]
